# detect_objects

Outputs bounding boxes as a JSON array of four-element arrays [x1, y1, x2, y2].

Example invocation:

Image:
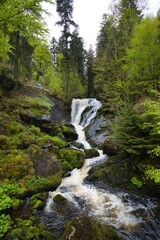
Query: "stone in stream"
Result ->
[[84, 148, 99, 158], [59, 216, 122, 240]]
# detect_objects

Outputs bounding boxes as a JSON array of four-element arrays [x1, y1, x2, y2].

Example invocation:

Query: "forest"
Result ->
[[0, 0, 160, 239]]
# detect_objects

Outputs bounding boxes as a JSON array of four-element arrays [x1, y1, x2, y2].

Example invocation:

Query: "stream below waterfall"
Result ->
[[38, 98, 160, 239]]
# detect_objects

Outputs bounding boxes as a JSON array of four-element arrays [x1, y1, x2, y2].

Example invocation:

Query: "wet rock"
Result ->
[[85, 115, 106, 139], [84, 149, 99, 158], [59, 216, 122, 240], [84, 115, 110, 148], [61, 125, 78, 142], [70, 141, 84, 150], [51, 99, 70, 125], [103, 139, 118, 156], [53, 194, 67, 204]]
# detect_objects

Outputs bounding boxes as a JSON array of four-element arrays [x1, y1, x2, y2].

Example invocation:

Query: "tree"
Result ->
[[123, 17, 160, 98], [56, 0, 77, 53], [86, 46, 95, 97], [0, 0, 53, 80], [70, 29, 86, 82]]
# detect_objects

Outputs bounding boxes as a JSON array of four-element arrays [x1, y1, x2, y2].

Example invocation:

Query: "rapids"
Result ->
[[42, 98, 160, 239]]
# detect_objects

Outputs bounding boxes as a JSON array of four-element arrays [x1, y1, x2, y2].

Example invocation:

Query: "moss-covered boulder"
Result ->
[[59, 148, 86, 171], [52, 136, 69, 149], [61, 126, 78, 142], [53, 194, 67, 204], [59, 216, 122, 240], [27, 144, 63, 177], [84, 149, 99, 158]]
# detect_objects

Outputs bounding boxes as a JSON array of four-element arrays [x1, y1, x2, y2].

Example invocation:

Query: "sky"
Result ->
[[43, 0, 160, 50]]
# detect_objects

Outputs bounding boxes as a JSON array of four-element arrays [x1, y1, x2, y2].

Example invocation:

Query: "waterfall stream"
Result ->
[[43, 98, 160, 239]]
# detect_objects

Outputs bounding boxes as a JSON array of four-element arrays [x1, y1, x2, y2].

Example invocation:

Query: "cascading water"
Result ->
[[43, 98, 160, 239]]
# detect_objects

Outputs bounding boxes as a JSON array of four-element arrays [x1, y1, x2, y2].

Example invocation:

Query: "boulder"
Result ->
[[27, 145, 63, 177], [84, 115, 110, 148], [61, 125, 78, 142], [53, 194, 67, 204], [84, 149, 99, 158], [59, 148, 86, 171], [59, 216, 122, 240], [103, 139, 118, 156]]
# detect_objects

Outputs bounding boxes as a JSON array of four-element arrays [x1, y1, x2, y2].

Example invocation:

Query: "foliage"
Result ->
[[145, 166, 160, 184], [0, 190, 12, 211], [131, 177, 143, 188], [10, 218, 55, 240], [0, 0, 52, 60], [123, 17, 160, 98], [0, 214, 11, 239], [113, 96, 160, 157], [142, 98, 160, 157]]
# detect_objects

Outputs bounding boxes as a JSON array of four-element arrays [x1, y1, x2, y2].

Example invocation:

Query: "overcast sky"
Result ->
[[43, 0, 160, 50]]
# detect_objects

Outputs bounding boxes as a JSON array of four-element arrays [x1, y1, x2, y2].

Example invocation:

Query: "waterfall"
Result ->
[[44, 98, 159, 239]]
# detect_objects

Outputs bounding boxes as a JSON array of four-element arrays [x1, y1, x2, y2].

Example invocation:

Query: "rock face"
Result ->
[[84, 115, 110, 149], [59, 216, 122, 240], [51, 98, 70, 125]]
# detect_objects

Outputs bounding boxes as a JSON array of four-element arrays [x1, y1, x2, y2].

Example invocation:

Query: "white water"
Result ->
[[45, 98, 156, 231]]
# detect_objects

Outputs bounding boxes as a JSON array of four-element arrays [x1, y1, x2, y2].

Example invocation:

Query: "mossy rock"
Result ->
[[27, 144, 63, 178], [59, 148, 86, 171], [30, 192, 48, 210], [0, 151, 34, 181], [61, 125, 78, 142], [84, 149, 99, 158], [24, 170, 63, 194], [59, 216, 122, 240], [53, 194, 67, 204], [52, 136, 69, 149], [11, 198, 24, 210], [41, 230, 56, 240]]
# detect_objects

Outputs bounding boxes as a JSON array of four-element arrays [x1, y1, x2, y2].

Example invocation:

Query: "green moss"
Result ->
[[11, 198, 24, 210], [131, 177, 143, 188], [60, 216, 122, 240], [30, 192, 48, 209], [24, 170, 63, 193], [53, 194, 67, 204], [20, 96, 52, 118], [59, 148, 86, 171], [0, 151, 34, 181], [52, 136, 68, 149]]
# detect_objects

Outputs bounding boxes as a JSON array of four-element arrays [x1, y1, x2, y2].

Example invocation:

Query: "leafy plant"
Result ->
[[0, 214, 11, 239], [131, 177, 143, 188]]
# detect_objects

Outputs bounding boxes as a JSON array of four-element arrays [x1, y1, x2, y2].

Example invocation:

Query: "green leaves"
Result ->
[[124, 17, 160, 96], [0, 214, 11, 239]]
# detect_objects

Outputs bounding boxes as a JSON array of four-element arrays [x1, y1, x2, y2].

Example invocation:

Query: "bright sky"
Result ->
[[43, 0, 160, 50]]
